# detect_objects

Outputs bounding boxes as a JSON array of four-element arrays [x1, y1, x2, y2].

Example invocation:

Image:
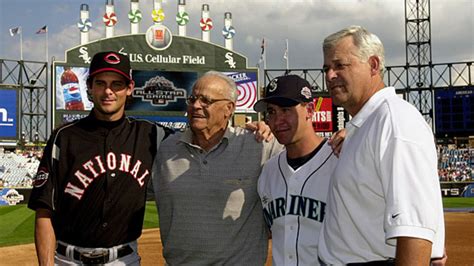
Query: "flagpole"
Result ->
[[285, 39, 289, 70], [46, 29, 49, 63], [20, 27, 23, 60], [263, 38, 267, 70]]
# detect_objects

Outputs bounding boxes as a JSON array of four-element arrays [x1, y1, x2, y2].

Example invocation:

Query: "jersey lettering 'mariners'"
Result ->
[[263, 195, 326, 226], [64, 152, 150, 200]]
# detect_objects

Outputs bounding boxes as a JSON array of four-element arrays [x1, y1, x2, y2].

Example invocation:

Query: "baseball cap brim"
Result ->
[[89, 68, 132, 82]]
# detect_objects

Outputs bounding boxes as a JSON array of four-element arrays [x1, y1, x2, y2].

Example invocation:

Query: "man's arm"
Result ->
[[395, 237, 432, 266], [35, 208, 56, 266]]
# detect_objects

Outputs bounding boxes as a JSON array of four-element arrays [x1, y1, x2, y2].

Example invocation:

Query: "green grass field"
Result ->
[[442, 197, 474, 208], [0, 198, 473, 247], [0, 201, 159, 247]]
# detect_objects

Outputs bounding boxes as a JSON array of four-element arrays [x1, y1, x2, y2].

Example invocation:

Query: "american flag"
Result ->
[[36, 25, 47, 34]]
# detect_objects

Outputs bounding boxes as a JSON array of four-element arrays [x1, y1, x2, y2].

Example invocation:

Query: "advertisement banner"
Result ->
[[129, 115, 188, 131], [0, 89, 18, 139], [55, 68, 197, 113], [311, 97, 333, 132], [55, 66, 93, 111], [60, 113, 187, 132], [224, 72, 257, 113], [440, 182, 474, 197]]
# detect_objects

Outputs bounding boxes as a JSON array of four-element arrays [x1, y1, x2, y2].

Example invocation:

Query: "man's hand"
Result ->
[[328, 129, 346, 157], [431, 248, 447, 266], [244, 121, 274, 143]]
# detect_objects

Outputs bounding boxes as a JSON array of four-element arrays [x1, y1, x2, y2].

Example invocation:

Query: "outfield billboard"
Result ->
[[0, 89, 19, 140]]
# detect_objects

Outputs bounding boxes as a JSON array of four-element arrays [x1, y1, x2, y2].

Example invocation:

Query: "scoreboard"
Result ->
[[435, 86, 474, 137]]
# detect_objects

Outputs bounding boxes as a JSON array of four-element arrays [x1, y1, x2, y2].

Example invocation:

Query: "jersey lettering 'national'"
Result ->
[[64, 152, 149, 200]]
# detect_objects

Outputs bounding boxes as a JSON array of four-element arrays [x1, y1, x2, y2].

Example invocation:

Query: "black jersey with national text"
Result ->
[[28, 113, 168, 247]]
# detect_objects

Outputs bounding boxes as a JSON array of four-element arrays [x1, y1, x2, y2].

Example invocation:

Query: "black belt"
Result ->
[[56, 242, 133, 264], [347, 259, 396, 266]]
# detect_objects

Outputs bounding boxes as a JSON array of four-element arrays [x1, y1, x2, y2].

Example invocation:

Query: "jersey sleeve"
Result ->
[[27, 131, 60, 212]]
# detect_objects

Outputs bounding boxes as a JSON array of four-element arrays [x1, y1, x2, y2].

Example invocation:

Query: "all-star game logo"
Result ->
[[0, 189, 24, 206], [133, 75, 186, 106]]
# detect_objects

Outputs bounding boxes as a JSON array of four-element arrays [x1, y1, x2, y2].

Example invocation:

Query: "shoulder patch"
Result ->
[[33, 169, 49, 188]]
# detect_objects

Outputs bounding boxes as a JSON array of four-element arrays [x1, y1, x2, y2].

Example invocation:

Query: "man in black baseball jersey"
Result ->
[[28, 51, 170, 265]]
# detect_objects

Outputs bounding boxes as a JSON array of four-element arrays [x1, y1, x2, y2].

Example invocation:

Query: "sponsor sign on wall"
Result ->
[[0, 89, 19, 139], [61, 113, 188, 132], [224, 72, 257, 113], [440, 182, 474, 197], [311, 97, 333, 132], [55, 66, 92, 111]]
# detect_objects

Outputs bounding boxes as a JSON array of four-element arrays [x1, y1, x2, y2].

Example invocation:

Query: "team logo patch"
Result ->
[[104, 53, 121, 64], [268, 78, 278, 92], [300, 86, 312, 99], [33, 169, 49, 188]]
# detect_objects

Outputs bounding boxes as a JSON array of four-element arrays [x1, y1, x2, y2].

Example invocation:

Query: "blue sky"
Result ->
[[1, 0, 473, 68]]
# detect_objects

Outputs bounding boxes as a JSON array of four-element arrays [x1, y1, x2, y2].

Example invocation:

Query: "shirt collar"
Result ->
[[348, 87, 395, 129], [83, 110, 126, 130], [179, 124, 234, 150]]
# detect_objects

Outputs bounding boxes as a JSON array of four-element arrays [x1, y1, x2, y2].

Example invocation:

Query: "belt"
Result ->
[[347, 259, 395, 266], [56, 242, 133, 264]]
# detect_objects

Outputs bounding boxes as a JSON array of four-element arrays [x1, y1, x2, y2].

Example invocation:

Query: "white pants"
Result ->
[[55, 240, 140, 266]]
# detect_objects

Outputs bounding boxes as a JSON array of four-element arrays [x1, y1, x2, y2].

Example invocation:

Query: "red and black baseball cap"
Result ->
[[253, 75, 313, 112], [88, 51, 132, 81]]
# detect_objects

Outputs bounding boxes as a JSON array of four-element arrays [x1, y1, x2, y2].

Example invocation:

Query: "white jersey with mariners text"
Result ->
[[258, 140, 338, 266]]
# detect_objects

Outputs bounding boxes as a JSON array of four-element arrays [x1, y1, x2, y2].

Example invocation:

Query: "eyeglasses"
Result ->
[[186, 94, 231, 107]]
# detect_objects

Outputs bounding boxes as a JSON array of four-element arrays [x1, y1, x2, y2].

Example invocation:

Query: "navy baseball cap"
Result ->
[[89, 51, 132, 81], [253, 75, 313, 112]]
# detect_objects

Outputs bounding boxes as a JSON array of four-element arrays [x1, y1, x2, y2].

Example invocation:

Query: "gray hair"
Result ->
[[323, 25, 385, 75], [200, 71, 238, 102]]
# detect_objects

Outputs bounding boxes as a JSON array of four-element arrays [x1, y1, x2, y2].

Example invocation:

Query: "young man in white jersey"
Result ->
[[254, 75, 339, 265]]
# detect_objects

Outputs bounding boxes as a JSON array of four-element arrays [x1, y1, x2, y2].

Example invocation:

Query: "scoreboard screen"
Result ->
[[434, 86, 474, 137]]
